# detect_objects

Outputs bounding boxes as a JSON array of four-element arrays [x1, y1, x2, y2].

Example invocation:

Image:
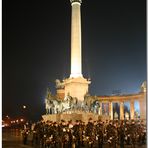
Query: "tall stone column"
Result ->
[[120, 102, 124, 120], [64, 0, 90, 102], [70, 0, 82, 78], [109, 102, 113, 120], [130, 100, 134, 120]]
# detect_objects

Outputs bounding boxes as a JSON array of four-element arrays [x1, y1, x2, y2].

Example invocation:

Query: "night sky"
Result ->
[[3, 0, 146, 121]]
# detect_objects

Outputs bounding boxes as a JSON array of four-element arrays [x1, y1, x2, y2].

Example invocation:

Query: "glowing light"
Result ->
[[23, 105, 26, 109], [70, 61, 82, 78], [6, 115, 10, 118], [71, 2, 81, 6], [20, 119, 24, 122]]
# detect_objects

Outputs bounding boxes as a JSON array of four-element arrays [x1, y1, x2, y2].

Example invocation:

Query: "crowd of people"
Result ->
[[21, 118, 146, 148]]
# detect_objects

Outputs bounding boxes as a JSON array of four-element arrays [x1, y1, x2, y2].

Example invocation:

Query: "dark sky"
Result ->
[[3, 0, 146, 121]]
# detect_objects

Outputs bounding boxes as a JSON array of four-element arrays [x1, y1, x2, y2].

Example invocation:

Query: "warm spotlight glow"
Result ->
[[20, 119, 24, 122], [70, 62, 82, 78], [70, 0, 82, 78], [6, 115, 9, 118], [23, 105, 26, 109]]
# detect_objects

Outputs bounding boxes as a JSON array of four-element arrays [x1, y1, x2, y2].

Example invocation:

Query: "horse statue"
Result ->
[[70, 96, 78, 109], [45, 89, 79, 114], [45, 88, 63, 114], [45, 88, 52, 114], [83, 92, 94, 109], [61, 93, 78, 112], [45, 98, 49, 114], [83, 92, 100, 113], [48, 99, 63, 114], [45, 98, 53, 114], [61, 93, 72, 111]]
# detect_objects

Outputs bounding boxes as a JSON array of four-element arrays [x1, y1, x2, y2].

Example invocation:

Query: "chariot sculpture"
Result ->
[[45, 88, 100, 115]]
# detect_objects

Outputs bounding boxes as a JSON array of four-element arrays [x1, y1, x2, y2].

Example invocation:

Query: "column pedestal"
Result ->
[[64, 77, 90, 102]]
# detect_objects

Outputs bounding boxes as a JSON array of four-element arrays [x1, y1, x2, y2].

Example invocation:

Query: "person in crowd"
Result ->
[[22, 118, 146, 148]]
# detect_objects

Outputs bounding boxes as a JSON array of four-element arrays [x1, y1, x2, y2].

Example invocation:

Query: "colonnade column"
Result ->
[[130, 100, 134, 120], [109, 102, 113, 120], [139, 99, 146, 120], [99, 102, 102, 115], [120, 101, 124, 120]]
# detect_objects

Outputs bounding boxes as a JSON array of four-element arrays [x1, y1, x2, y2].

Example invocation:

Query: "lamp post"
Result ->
[[21, 105, 27, 123], [23, 105, 26, 109], [4, 115, 11, 126]]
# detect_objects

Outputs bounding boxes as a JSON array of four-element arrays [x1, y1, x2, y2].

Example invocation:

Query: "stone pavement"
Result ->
[[2, 128, 32, 148]]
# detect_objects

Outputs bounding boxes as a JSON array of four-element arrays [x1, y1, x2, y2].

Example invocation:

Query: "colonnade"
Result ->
[[96, 81, 147, 120], [99, 98, 146, 120]]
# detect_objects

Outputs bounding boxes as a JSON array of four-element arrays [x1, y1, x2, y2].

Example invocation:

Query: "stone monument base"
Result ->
[[64, 77, 91, 102], [42, 112, 104, 123]]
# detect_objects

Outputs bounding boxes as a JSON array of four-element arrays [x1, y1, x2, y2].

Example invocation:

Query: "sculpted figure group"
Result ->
[[45, 88, 101, 115], [45, 88, 78, 114], [83, 92, 100, 113]]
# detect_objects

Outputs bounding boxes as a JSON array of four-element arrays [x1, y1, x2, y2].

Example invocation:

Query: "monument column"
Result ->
[[130, 100, 134, 120], [64, 0, 90, 102], [120, 101, 124, 120], [70, 0, 82, 78]]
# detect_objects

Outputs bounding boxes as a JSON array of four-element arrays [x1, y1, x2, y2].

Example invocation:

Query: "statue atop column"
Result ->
[[141, 81, 146, 93]]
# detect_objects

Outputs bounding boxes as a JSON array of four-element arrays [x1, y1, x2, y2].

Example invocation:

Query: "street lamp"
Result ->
[[21, 105, 28, 122], [20, 119, 24, 122], [6, 115, 8, 118], [23, 105, 26, 109]]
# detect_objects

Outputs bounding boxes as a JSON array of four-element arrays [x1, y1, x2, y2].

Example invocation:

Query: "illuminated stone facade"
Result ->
[[64, 77, 90, 102], [95, 81, 146, 120], [43, 1, 146, 122], [55, 82, 146, 120]]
